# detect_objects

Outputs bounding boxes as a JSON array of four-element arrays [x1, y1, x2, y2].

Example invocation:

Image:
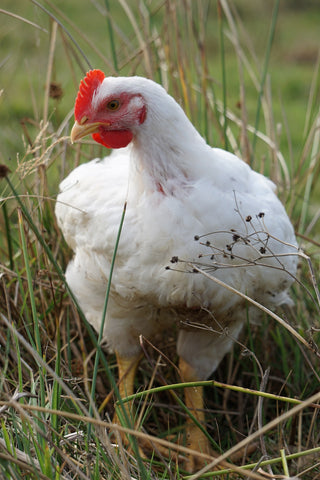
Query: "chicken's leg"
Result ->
[[112, 352, 141, 438], [179, 356, 212, 472], [113, 353, 216, 470]]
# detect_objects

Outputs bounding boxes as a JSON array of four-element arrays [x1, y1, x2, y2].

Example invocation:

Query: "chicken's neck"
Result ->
[[130, 114, 208, 197]]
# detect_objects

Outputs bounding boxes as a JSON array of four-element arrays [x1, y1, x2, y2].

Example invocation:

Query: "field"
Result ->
[[0, 1, 320, 479]]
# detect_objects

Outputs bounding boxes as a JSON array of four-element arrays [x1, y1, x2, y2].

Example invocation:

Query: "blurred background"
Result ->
[[1, 1, 319, 165]]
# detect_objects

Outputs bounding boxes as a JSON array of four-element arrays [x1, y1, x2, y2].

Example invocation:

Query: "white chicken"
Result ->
[[55, 70, 298, 471]]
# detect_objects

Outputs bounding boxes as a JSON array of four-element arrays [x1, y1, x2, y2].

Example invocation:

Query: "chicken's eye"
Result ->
[[106, 99, 120, 111]]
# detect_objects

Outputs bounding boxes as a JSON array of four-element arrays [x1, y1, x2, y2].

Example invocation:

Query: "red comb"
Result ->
[[74, 69, 105, 121]]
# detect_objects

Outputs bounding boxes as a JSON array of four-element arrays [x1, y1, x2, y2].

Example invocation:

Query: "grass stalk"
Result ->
[[12, 329, 24, 394], [43, 0, 115, 73], [51, 321, 61, 445], [299, 109, 320, 234], [118, 379, 319, 409], [1, 311, 90, 419], [104, 0, 119, 73], [30, 0, 93, 69], [43, 20, 58, 128], [87, 200, 149, 479], [280, 448, 290, 477], [185, 446, 320, 479], [89, 201, 127, 412], [218, 0, 228, 150], [1, 202, 14, 271], [251, 0, 280, 157], [17, 209, 42, 358], [17, 208, 47, 419]]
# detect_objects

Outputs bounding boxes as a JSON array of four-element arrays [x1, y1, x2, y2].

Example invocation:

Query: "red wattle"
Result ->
[[92, 130, 133, 149]]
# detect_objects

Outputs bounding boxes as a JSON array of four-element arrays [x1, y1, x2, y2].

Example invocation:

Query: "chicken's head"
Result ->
[[71, 70, 147, 149]]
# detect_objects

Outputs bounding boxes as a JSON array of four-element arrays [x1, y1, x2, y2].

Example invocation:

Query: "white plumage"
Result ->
[[55, 71, 297, 467]]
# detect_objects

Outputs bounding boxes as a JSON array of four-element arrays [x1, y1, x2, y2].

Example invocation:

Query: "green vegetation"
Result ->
[[0, 1, 319, 479]]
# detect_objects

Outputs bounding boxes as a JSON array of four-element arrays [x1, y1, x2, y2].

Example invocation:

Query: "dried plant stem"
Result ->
[[119, 379, 320, 411], [43, 20, 58, 127], [189, 263, 318, 357], [187, 389, 320, 479]]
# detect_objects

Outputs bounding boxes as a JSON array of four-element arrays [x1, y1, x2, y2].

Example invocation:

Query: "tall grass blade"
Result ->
[[17, 209, 42, 358], [251, 0, 280, 157], [1, 201, 14, 271], [51, 321, 61, 444], [104, 0, 119, 73], [90, 201, 127, 411], [218, 1, 228, 150], [299, 109, 320, 234], [30, 0, 93, 69], [87, 200, 149, 478]]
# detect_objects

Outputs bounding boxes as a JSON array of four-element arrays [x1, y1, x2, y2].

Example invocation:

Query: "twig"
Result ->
[[0, 9, 48, 32], [189, 263, 319, 358]]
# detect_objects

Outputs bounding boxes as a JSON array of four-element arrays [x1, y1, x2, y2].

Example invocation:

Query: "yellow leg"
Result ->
[[179, 357, 212, 472], [113, 351, 141, 427], [116, 352, 141, 402], [114, 352, 179, 460], [111, 351, 150, 461]]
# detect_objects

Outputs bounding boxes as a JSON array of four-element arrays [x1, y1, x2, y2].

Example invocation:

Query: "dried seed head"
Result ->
[[0, 164, 10, 178], [49, 82, 63, 100], [246, 215, 252, 222], [170, 256, 179, 264]]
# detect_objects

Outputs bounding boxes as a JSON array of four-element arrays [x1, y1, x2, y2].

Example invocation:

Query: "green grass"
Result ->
[[0, 1, 320, 479]]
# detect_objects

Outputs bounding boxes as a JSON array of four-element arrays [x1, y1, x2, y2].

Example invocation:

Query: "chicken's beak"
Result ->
[[70, 121, 103, 143]]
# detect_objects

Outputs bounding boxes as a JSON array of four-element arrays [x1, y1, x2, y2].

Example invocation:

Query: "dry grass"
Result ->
[[0, 1, 320, 479]]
